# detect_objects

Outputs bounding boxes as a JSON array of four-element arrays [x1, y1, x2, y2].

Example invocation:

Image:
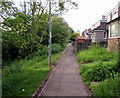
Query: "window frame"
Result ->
[[109, 21, 119, 38]]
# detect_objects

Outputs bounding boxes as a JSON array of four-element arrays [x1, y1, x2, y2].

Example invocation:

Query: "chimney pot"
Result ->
[[102, 15, 106, 20]]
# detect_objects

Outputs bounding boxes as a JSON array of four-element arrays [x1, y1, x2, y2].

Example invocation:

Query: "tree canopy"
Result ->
[[1, 0, 76, 65], [69, 32, 80, 41]]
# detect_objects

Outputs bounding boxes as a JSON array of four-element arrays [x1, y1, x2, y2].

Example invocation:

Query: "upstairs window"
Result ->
[[109, 21, 118, 38]]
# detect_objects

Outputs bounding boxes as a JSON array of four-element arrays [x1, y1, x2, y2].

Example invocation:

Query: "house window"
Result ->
[[103, 32, 106, 39], [112, 10, 118, 20], [109, 21, 118, 38], [91, 33, 94, 39]]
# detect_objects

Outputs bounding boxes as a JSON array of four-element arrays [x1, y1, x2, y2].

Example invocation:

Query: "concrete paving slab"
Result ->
[[40, 43, 92, 96]]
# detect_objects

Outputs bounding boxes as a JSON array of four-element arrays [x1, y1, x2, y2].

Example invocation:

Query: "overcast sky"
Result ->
[[12, 0, 120, 33], [62, 0, 120, 32]]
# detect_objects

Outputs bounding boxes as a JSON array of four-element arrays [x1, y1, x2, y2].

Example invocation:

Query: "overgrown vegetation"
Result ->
[[1, 0, 78, 96], [77, 45, 118, 63], [1, 1, 76, 65], [90, 77, 120, 96], [69, 32, 80, 42], [77, 45, 119, 96], [3, 51, 62, 96]]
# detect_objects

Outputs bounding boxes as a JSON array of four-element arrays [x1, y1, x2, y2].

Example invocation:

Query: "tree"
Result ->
[[52, 15, 72, 46], [69, 32, 80, 42], [1, 0, 77, 64]]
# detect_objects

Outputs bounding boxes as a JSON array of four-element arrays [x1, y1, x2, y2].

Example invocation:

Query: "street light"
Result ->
[[48, 0, 52, 66]]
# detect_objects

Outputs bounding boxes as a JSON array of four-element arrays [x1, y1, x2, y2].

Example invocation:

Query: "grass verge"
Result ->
[[77, 44, 119, 96], [2, 52, 62, 96]]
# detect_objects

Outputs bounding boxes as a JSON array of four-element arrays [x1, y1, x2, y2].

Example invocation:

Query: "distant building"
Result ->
[[106, 1, 120, 53], [75, 36, 91, 51], [81, 31, 86, 36], [77, 36, 87, 43], [91, 15, 108, 43], [78, 1, 120, 53], [85, 28, 92, 40]]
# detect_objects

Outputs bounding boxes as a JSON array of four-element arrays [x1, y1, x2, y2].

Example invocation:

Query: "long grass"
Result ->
[[77, 45, 117, 63], [2, 52, 62, 96], [77, 44, 119, 96], [80, 60, 119, 82], [90, 77, 120, 96]]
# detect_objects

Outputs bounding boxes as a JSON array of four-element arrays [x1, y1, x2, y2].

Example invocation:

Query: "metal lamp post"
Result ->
[[48, 0, 52, 66]]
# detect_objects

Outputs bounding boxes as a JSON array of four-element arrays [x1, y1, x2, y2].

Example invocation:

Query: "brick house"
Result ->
[[85, 28, 92, 40], [81, 29, 92, 41], [76, 36, 87, 43], [75, 36, 91, 51], [91, 16, 108, 43], [106, 1, 120, 53]]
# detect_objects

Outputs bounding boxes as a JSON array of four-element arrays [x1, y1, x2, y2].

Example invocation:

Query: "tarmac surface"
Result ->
[[40, 43, 92, 96]]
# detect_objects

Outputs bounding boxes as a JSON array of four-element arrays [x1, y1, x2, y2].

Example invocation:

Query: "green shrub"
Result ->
[[26, 44, 63, 60], [52, 44, 62, 54], [77, 45, 119, 96], [80, 60, 118, 82], [26, 45, 48, 60], [90, 77, 120, 96], [3, 62, 23, 77]]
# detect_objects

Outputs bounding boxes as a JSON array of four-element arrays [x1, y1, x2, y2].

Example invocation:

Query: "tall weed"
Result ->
[[90, 77, 120, 96], [77, 45, 117, 63], [81, 60, 119, 82]]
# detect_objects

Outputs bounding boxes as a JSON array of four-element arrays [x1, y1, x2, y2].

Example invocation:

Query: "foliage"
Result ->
[[52, 44, 63, 54], [77, 45, 117, 63], [41, 15, 73, 46], [1, 1, 74, 65], [77, 45, 119, 96], [25, 44, 48, 60], [2, 52, 62, 96], [69, 32, 80, 41], [90, 77, 120, 96], [80, 60, 119, 82], [50, 15, 73, 46], [51, 0, 78, 14], [1, 0, 77, 96]]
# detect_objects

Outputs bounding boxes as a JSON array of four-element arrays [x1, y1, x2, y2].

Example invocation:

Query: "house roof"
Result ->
[[77, 36, 87, 40], [93, 22, 106, 31], [86, 32, 92, 35], [107, 16, 120, 24]]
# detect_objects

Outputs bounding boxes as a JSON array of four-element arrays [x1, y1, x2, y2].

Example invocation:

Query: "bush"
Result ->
[[2, 31, 44, 64], [80, 60, 119, 82], [77, 45, 119, 96], [52, 44, 62, 54], [24, 44, 63, 60], [3, 61, 23, 77], [26, 45, 48, 59]]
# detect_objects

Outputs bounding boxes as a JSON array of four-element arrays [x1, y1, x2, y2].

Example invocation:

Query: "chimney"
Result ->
[[102, 15, 106, 20], [82, 31, 85, 36]]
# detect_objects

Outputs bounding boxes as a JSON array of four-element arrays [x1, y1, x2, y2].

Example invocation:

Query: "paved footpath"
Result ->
[[40, 43, 92, 96]]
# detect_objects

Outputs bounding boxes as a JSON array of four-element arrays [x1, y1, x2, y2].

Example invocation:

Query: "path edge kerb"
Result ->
[[32, 44, 69, 97]]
